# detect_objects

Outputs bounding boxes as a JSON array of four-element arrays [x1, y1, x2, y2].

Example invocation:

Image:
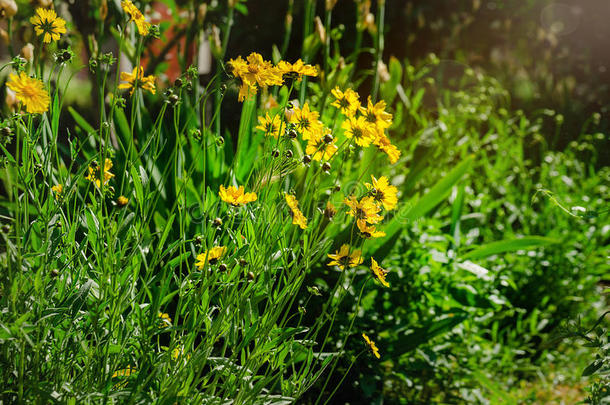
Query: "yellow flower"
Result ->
[[285, 193, 308, 229], [30, 8, 67, 43], [374, 133, 401, 164], [305, 132, 338, 161], [344, 195, 383, 224], [360, 96, 393, 133], [327, 244, 363, 269], [341, 116, 376, 147], [277, 59, 318, 80], [255, 113, 282, 138], [112, 365, 136, 378], [331, 87, 360, 117], [6, 72, 50, 114], [195, 246, 227, 268], [51, 184, 63, 199], [118, 66, 156, 95], [117, 195, 129, 207], [357, 220, 386, 239], [362, 333, 380, 358], [171, 346, 191, 361], [121, 0, 150, 35], [158, 312, 172, 328], [365, 175, 398, 210], [228, 53, 283, 102], [370, 258, 389, 287], [219, 185, 257, 207], [288, 102, 323, 141], [85, 158, 114, 187]]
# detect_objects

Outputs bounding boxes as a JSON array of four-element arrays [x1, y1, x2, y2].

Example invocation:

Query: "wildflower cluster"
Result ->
[[229, 52, 318, 101]]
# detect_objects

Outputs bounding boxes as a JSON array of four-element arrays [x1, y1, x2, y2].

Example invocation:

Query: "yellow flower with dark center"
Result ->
[[374, 133, 401, 164], [341, 115, 376, 147], [331, 87, 360, 117], [30, 8, 67, 43], [288, 102, 323, 141], [360, 96, 393, 133], [121, 0, 150, 35], [195, 246, 227, 268], [219, 185, 257, 206], [256, 113, 282, 138], [285, 193, 308, 229], [85, 158, 114, 187], [327, 244, 363, 269], [51, 184, 63, 199], [357, 220, 385, 239], [370, 258, 389, 287], [228, 53, 283, 102], [158, 312, 172, 328], [277, 59, 318, 80], [344, 195, 383, 224], [362, 333, 381, 358], [365, 175, 398, 210], [118, 66, 156, 95], [305, 132, 338, 161], [6, 72, 50, 114]]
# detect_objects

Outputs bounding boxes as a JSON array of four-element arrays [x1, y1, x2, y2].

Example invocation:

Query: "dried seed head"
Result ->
[[287, 128, 298, 139], [247, 271, 255, 281], [284, 150, 293, 159], [322, 162, 331, 172], [323, 133, 334, 144], [271, 149, 280, 158], [302, 154, 312, 165], [219, 263, 227, 272], [239, 258, 248, 267], [50, 269, 59, 278], [212, 217, 223, 227]]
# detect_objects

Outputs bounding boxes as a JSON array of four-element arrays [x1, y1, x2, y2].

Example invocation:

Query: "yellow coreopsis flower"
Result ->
[[121, 0, 150, 35], [330, 87, 360, 117], [284, 193, 308, 229], [255, 113, 282, 138], [374, 133, 401, 164], [344, 195, 383, 224], [357, 220, 386, 239], [118, 66, 156, 95], [228, 53, 283, 102], [370, 258, 389, 287], [362, 333, 381, 358], [51, 184, 63, 199], [85, 158, 114, 187], [195, 246, 227, 268], [219, 185, 257, 206], [360, 96, 393, 133], [341, 115, 376, 147], [277, 59, 318, 80], [305, 133, 338, 161], [30, 8, 67, 43], [158, 312, 172, 328], [288, 102, 323, 141], [365, 175, 398, 210], [6, 72, 50, 114], [327, 244, 363, 269]]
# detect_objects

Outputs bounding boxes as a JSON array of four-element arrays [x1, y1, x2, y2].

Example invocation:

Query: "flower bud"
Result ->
[[302, 154, 312, 165], [20, 43, 34, 63], [212, 217, 223, 227], [0, 0, 17, 19]]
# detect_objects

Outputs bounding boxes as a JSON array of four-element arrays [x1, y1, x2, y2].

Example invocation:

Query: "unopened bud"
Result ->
[[20, 43, 34, 63]]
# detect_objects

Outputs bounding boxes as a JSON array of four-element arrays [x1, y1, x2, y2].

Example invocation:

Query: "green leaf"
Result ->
[[68, 107, 96, 135], [461, 236, 560, 260]]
